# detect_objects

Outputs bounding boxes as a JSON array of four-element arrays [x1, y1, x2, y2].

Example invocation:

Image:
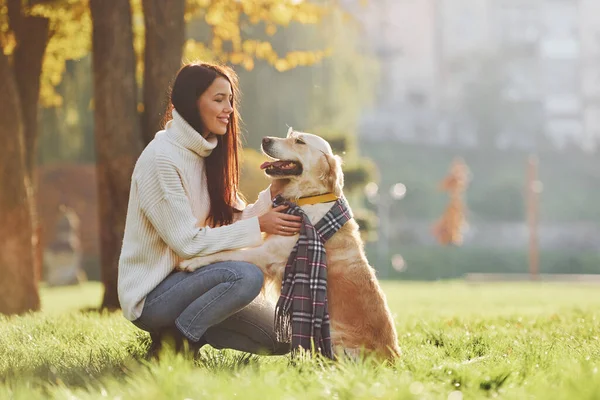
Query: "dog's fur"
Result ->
[[180, 129, 401, 361]]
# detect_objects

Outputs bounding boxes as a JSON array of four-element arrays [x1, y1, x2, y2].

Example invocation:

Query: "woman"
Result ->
[[117, 62, 302, 357]]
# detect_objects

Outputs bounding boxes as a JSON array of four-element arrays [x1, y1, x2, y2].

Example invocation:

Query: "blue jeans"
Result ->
[[132, 261, 289, 355]]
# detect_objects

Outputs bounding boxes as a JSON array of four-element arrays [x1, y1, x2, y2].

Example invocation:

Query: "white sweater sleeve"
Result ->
[[238, 187, 273, 220], [139, 157, 263, 259]]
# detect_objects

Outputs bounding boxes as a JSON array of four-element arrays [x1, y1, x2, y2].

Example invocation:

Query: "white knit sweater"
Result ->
[[118, 110, 272, 321]]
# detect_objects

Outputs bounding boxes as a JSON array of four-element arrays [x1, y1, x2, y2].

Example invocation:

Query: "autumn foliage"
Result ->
[[183, 0, 331, 72]]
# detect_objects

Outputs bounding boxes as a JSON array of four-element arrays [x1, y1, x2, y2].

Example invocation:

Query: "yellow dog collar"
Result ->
[[296, 193, 338, 206]]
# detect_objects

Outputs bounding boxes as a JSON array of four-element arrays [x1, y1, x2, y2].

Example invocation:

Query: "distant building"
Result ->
[[580, 0, 600, 151], [538, 0, 582, 150], [351, 0, 600, 152]]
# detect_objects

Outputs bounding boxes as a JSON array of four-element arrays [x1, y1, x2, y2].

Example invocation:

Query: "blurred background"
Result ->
[[1, 0, 599, 314]]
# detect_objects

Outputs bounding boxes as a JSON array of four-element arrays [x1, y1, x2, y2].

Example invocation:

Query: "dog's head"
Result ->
[[260, 128, 344, 200]]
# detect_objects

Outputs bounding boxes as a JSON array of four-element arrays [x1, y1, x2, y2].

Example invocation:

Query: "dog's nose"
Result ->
[[262, 137, 273, 147]]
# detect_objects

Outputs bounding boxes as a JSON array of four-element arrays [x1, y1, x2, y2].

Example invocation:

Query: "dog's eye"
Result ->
[[295, 138, 306, 145]]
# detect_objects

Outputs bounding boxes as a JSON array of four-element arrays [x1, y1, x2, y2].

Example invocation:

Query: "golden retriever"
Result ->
[[180, 129, 401, 361]]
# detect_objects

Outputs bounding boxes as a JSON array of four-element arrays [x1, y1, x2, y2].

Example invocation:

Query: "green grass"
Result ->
[[39, 281, 104, 314], [2, 281, 600, 399]]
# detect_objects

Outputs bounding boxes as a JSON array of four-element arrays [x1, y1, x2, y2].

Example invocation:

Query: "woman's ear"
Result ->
[[323, 153, 344, 197]]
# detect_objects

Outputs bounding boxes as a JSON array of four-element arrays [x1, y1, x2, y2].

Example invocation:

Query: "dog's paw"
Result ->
[[341, 347, 361, 361], [178, 258, 207, 272]]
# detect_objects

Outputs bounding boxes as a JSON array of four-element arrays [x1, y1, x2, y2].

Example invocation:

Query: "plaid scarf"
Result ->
[[272, 194, 353, 359]]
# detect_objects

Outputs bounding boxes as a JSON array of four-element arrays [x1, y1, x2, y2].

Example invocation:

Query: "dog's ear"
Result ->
[[323, 153, 344, 197]]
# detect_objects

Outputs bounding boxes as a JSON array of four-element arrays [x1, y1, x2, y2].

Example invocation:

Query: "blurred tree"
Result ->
[[5, 0, 49, 180], [232, 5, 377, 150], [38, 57, 95, 165], [136, 0, 331, 144], [433, 157, 470, 246], [184, 0, 330, 73], [90, 0, 143, 309], [0, 0, 90, 303], [141, 0, 185, 143], [4, 0, 50, 283], [0, 48, 39, 315], [307, 9, 378, 136]]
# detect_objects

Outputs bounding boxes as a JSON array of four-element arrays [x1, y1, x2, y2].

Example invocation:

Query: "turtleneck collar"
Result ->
[[164, 109, 218, 157]]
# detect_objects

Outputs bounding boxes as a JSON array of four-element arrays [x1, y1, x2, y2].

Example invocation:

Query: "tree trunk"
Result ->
[[0, 48, 40, 315], [8, 0, 50, 179], [7, 0, 51, 282], [141, 0, 186, 144], [90, 0, 143, 310]]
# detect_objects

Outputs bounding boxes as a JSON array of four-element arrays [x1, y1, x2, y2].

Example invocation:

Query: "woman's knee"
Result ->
[[229, 261, 264, 300]]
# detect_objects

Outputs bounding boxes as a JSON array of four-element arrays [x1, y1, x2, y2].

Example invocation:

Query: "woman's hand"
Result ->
[[258, 205, 302, 236]]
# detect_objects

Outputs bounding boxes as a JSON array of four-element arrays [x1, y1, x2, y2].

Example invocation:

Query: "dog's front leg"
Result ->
[[178, 247, 266, 272], [179, 235, 295, 285]]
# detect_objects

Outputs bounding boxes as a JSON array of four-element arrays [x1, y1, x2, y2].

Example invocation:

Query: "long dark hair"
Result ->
[[166, 62, 243, 227]]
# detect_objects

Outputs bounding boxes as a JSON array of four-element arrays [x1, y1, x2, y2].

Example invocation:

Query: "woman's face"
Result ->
[[197, 76, 233, 137]]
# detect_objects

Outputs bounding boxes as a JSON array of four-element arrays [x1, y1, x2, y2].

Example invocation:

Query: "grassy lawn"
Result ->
[[1, 281, 599, 399]]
